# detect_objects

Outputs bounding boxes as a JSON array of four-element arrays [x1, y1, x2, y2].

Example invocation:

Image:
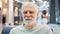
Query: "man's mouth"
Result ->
[[25, 19, 32, 20], [25, 19, 32, 21]]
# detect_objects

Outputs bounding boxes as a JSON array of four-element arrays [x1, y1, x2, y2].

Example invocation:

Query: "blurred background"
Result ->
[[0, 0, 60, 34]]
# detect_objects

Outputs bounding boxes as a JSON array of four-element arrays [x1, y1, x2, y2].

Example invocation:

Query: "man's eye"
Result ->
[[30, 11, 34, 14], [23, 11, 27, 14], [23, 11, 34, 14]]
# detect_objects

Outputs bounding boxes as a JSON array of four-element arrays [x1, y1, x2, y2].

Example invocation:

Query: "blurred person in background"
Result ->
[[14, 7, 19, 25], [41, 10, 48, 24], [10, 2, 53, 34]]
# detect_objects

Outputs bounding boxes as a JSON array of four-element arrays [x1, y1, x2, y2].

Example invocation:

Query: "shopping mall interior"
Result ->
[[0, 0, 60, 34]]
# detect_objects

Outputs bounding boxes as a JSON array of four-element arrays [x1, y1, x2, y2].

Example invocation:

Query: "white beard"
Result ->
[[23, 19, 37, 27]]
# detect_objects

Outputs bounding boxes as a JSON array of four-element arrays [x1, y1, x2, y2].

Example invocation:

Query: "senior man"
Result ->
[[9, 2, 53, 34]]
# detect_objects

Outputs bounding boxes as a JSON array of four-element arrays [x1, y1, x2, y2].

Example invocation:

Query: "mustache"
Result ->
[[24, 16, 33, 18], [25, 19, 32, 20]]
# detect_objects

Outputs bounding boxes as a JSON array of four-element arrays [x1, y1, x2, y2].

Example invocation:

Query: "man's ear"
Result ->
[[36, 12, 39, 20], [37, 12, 39, 18]]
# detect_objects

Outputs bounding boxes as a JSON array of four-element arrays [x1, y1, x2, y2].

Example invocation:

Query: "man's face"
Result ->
[[22, 8, 38, 24], [22, 3, 38, 25]]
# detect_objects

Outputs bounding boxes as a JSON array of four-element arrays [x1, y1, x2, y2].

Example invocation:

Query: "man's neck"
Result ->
[[23, 22, 37, 30]]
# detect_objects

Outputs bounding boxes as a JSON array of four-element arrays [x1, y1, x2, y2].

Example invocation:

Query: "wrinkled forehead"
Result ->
[[22, 2, 38, 12]]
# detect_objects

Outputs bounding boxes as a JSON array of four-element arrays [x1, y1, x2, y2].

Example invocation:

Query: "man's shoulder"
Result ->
[[11, 25, 23, 31], [38, 24, 51, 30], [42, 25, 51, 29], [9, 25, 23, 34], [36, 24, 53, 34]]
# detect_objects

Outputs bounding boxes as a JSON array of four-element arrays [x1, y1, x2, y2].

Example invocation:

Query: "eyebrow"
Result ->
[[23, 11, 34, 13]]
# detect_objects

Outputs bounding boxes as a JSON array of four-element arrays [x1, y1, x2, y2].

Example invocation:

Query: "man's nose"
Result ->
[[26, 12, 31, 16]]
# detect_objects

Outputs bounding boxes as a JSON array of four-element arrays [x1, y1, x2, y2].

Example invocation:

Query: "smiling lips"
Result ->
[[25, 19, 32, 21]]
